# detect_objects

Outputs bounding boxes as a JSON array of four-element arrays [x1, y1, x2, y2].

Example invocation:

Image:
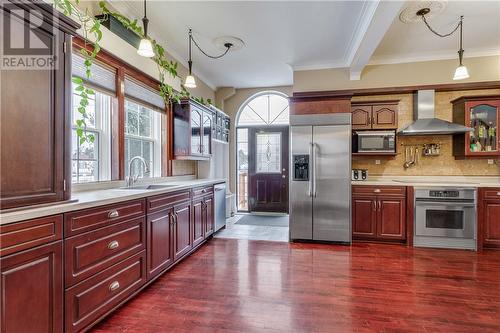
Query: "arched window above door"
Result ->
[[237, 92, 289, 126]]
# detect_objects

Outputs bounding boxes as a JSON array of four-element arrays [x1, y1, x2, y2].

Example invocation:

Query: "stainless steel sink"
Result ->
[[117, 184, 177, 190]]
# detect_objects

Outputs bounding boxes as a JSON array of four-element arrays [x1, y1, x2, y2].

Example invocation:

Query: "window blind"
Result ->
[[124, 76, 165, 110], [72, 53, 116, 93]]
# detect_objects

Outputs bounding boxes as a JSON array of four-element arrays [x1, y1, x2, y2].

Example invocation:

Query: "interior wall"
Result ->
[[215, 86, 293, 193], [293, 55, 500, 93], [352, 89, 500, 176]]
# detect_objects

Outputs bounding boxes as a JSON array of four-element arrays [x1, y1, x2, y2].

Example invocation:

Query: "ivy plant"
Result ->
[[52, 0, 212, 146]]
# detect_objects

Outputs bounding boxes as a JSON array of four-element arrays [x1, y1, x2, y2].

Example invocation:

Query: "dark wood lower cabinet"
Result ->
[[1, 241, 63, 333], [147, 209, 174, 279], [65, 251, 146, 333], [352, 186, 406, 242], [1, 185, 219, 332], [204, 195, 214, 238], [378, 198, 406, 240], [173, 201, 193, 261], [478, 188, 500, 250], [192, 197, 205, 247], [352, 197, 377, 239]]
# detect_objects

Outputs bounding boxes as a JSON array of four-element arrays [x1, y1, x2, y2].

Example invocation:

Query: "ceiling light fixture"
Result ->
[[416, 8, 469, 80], [184, 28, 234, 89], [137, 0, 154, 58]]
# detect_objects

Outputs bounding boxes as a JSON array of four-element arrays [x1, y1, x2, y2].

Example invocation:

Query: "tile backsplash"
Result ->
[[172, 160, 197, 176], [352, 89, 500, 176]]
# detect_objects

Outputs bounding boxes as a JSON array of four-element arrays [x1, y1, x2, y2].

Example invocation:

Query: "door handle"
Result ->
[[312, 143, 317, 198], [108, 210, 119, 218], [307, 142, 313, 197]]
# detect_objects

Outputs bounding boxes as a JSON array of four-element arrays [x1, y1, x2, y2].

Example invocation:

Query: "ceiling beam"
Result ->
[[347, 0, 405, 81]]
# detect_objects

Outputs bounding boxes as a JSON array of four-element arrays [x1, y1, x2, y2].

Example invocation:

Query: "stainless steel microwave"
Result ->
[[354, 130, 396, 153]]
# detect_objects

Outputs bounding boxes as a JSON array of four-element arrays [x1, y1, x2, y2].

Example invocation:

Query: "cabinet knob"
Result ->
[[497, 192, 500, 196], [109, 281, 120, 292], [373, 189, 381, 193], [202, 189, 207, 193], [107, 240, 119, 250], [108, 210, 119, 218]]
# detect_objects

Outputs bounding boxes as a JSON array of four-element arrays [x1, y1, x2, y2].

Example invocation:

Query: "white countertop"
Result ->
[[351, 176, 500, 188], [0, 178, 225, 225]]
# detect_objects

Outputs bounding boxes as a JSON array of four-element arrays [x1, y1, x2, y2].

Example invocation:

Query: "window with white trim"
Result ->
[[71, 85, 112, 183], [124, 99, 162, 178]]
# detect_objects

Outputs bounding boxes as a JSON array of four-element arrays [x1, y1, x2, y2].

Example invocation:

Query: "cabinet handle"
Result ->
[[170, 214, 175, 226], [372, 201, 376, 212], [497, 192, 500, 196], [108, 210, 119, 218], [202, 189, 207, 193], [373, 189, 381, 193], [378, 201, 381, 211], [109, 281, 120, 292], [107, 240, 119, 250]]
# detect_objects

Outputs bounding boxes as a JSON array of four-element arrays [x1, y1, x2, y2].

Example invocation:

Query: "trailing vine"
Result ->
[[52, 0, 212, 145]]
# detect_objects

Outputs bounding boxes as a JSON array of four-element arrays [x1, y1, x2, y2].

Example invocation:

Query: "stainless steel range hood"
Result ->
[[398, 90, 473, 136]]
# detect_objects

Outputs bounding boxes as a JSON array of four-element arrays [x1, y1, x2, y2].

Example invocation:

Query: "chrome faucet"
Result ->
[[126, 156, 150, 187]]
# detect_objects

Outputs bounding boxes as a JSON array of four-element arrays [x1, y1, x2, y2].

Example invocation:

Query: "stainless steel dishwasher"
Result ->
[[214, 183, 226, 232]]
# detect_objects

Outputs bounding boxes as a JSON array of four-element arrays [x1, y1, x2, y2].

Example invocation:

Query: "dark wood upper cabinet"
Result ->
[[0, 1, 79, 210], [351, 106, 372, 130], [451, 96, 500, 158], [172, 99, 215, 160], [351, 101, 399, 130], [1, 241, 63, 333]]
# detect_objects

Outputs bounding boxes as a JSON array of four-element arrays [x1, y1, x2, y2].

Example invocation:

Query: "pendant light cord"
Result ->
[[189, 29, 232, 59], [421, 14, 462, 38]]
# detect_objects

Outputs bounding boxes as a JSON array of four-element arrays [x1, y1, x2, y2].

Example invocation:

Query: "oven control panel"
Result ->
[[429, 190, 459, 198]]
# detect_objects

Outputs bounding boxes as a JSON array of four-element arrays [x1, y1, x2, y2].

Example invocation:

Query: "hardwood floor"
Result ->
[[91, 239, 500, 333]]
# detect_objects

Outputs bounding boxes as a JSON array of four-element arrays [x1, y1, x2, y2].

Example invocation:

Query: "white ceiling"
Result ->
[[372, 1, 500, 64], [110, 0, 379, 89], [109, 1, 500, 89]]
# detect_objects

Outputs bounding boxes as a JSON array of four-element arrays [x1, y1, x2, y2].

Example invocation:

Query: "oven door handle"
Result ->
[[415, 201, 476, 208]]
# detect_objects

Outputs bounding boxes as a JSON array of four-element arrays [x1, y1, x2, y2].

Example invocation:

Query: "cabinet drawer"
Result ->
[[192, 186, 213, 198], [147, 190, 191, 213], [65, 217, 145, 287], [65, 251, 146, 333], [0, 215, 62, 256], [65, 199, 146, 236], [352, 185, 406, 197], [482, 188, 500, 200]]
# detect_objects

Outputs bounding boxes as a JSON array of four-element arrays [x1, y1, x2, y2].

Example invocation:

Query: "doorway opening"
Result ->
[[235, 92, 290, 215]]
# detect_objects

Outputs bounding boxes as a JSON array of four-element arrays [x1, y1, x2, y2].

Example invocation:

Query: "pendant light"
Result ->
[[416, 9, 469, 80], [453, 16, 469, 80], [137, 0, 154, 58], [183, 28, 236, 89], [184, 29, 197, 88]]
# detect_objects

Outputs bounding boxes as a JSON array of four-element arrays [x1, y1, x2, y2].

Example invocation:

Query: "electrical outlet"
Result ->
[[375, 160, 381, 165], [487, 159, 495, 165]]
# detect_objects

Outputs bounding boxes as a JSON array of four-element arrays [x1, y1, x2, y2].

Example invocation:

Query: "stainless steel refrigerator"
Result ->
[[289, 113, 351, 243]]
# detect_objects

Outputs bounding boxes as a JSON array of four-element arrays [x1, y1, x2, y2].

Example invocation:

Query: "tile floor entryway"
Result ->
[[215, 214, 289, 242]]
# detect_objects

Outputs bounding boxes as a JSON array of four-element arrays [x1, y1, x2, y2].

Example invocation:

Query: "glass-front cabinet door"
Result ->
[[191, 108, 202, 155], [202, 112, 212, 156], [466, 100, 500, 156]]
